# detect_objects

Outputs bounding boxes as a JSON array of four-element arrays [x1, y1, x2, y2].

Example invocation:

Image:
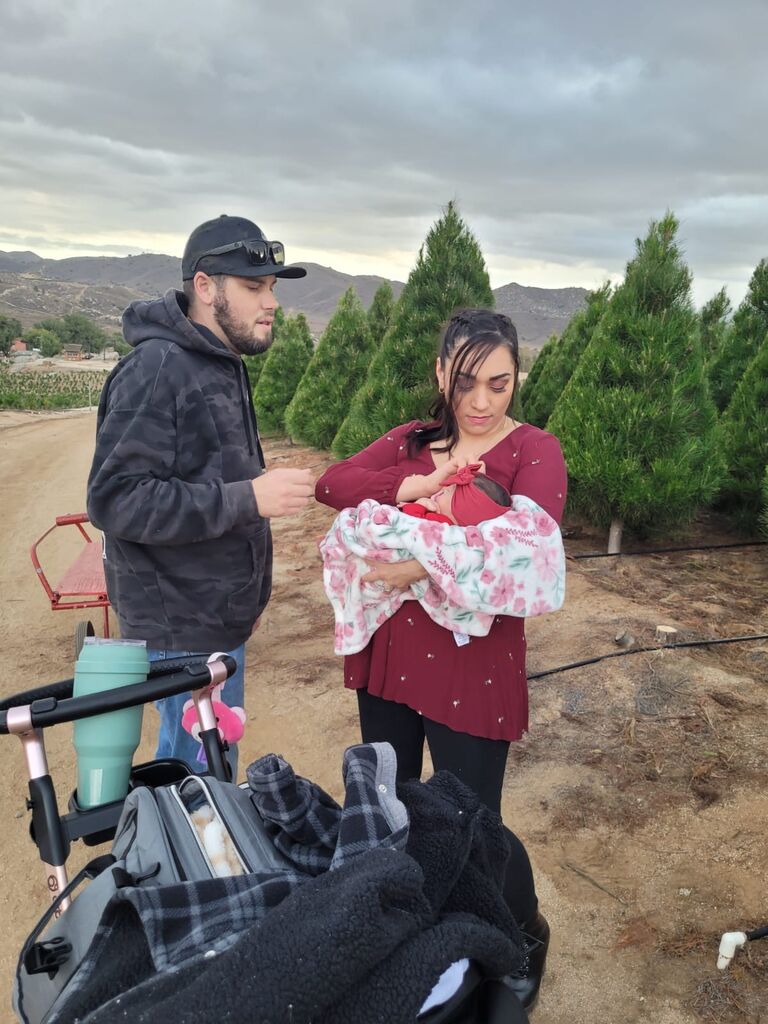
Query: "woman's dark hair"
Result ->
[[406, 308, 520, 455], [472, 473, 512, 508]]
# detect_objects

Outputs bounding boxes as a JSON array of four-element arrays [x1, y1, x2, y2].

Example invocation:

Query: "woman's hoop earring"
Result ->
[[438, 386, 444, 394]]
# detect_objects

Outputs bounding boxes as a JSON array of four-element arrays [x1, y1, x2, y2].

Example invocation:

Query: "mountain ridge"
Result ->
[[0, 249, 586, 345]]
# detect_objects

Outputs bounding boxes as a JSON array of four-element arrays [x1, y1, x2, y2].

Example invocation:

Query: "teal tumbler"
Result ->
[[72, 639, 149, 807]]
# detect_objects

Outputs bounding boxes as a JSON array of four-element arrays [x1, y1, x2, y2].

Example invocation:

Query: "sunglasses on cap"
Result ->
[[191, 238, 285, 274]]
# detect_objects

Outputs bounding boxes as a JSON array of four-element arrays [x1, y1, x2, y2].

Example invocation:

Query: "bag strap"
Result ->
[[19, 854, 115, 979]]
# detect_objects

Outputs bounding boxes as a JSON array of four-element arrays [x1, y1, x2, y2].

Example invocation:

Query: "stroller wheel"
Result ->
[[75, 620, 96, 659]]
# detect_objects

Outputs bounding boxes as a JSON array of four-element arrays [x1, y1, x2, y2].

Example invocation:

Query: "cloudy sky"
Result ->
[[1, 0, 766, 305]]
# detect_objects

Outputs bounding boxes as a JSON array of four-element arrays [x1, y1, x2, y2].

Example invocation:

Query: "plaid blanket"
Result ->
[[247, 738, 408, 873], [64, 772, 524, 1024], [50, 743, 408, 1023]]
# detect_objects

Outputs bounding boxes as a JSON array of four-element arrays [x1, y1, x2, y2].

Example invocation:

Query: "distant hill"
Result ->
[[493, 282, 588, 347], [0, 250, 585, 344], [0, 251, 405, 337], [0, 250, 44, 271]]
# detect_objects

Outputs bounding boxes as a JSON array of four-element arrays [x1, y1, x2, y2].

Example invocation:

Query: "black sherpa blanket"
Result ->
[[71, 774, 523, 1024]]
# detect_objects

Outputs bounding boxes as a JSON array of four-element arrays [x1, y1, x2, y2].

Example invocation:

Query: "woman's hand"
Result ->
[[361, 558, 427, 592], [395, 457, 468, 503]]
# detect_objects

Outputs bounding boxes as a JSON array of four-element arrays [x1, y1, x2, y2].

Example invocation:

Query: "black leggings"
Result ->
[[356, 688, 538, 923]]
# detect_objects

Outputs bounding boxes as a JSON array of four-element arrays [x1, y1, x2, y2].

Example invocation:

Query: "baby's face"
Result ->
[[430, 484, 456, 521]]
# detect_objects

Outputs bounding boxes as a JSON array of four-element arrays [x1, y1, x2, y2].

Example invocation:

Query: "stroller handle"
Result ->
[[0, 655, 236, 734]]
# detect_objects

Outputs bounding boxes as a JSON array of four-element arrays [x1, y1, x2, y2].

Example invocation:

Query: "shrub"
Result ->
[[709, 259, 768, 410], [253, 313, 313, 435], [285, 289, 373, 449], [367, 281, 395, 343], [332, 201, 493, 458], [34, 313, 109, 353], [717, 335, 768, 530], [522, 284, 611, 429], [519, 333, 558, 426], [24, 328, 62, 358], [698, 287, 731, 364], [0, 315, 23, 356], [547, 213, 724, 550], [243, 308, 285, 390]]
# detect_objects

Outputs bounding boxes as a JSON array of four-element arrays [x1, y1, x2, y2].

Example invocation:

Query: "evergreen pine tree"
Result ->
[[244, 308, 285, 390], [547, 213, 724, 551], [253, 313, 313, 435], [716, 334, 768, 529], [284, 288, 374, 449], [332, 202, 493, 458], [522, 284, 611, 429], [709, 259, 768, 410], [760, 466, 768, 538], [367, 281, 395, 344], [698, 287, 731, 364], [519, 334, 558, 426], [510, 383, 524, 422]]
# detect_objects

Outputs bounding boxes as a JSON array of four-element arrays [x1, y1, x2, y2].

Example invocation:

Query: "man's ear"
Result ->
[[193, 271, 219, 308]]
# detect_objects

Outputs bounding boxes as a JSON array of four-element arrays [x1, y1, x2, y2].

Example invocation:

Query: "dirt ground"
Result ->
[[0, 409, 766, 1023]]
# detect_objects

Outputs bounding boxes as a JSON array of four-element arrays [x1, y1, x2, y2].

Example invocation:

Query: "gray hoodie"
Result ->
[[87, 290, 272, 650]]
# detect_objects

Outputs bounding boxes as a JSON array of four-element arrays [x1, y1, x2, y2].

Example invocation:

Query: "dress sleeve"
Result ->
[[315, 423, 416, 511], [512, 430, 568, 524]]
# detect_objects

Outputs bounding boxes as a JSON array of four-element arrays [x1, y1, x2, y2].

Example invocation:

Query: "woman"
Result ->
[[315, 308, 567, 1007]]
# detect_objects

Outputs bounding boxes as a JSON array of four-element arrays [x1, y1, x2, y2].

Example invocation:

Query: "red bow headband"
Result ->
[[441, 463, 509, 526]]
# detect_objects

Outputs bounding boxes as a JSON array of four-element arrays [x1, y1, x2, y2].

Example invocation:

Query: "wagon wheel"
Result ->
[[75, 619, 96, 659]]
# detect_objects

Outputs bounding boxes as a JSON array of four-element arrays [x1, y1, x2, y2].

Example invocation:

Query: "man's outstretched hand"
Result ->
[[252, 468, 314, 518]]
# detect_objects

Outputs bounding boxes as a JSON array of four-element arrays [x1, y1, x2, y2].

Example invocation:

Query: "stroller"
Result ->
[[0, 655, 530, 1024]]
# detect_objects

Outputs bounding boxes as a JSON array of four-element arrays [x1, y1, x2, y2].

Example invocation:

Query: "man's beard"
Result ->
[[213, 292, 273, 356]]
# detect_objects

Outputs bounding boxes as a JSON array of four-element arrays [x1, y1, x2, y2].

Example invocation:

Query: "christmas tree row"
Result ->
[[248, 204, 768, 548]]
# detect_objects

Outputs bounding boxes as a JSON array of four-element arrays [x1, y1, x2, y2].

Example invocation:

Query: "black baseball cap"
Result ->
[[181, 214, 307, 281]]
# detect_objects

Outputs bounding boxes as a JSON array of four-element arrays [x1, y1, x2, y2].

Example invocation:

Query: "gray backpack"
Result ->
[[15, 775, 291, 1024]]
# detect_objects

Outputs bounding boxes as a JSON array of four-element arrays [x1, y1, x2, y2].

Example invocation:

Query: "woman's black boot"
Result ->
[[502, 910, 550, 1010]]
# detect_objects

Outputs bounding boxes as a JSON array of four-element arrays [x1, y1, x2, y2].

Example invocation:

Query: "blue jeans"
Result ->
[[148, 645, 245, 778]]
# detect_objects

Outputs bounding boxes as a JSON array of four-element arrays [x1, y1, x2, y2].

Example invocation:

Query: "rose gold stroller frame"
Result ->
[[6, 707, 71, 914], [0, 654, 234, 911]]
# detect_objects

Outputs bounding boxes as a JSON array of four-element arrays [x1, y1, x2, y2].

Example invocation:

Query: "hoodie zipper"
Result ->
[[234, 361, 254, 457], [240, 360, 266, 468]]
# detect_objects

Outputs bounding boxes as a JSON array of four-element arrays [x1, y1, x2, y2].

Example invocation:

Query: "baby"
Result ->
[[321, 463, 527, 655], [399, 463, 511, 526]]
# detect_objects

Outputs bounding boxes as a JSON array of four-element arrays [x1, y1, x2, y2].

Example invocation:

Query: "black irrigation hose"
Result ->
[[527, 633, 768, 681], [570, 540, 768, 560]]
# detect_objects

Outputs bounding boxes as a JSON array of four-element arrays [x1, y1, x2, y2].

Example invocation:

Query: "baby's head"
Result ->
[[432, 465, 511, 525]]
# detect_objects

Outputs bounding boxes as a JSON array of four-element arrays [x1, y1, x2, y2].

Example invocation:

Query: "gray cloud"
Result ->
[[0, 0, 766, 303]]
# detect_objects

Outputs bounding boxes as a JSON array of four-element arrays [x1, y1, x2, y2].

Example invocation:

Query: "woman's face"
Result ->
[[436, 342, 517, 439]]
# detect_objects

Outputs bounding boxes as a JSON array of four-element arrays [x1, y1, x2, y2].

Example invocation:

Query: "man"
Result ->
[[87, 214, 314, 772]]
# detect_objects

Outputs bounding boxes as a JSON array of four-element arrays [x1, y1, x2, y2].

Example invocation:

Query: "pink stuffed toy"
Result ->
[[181, 683, 246, 765]]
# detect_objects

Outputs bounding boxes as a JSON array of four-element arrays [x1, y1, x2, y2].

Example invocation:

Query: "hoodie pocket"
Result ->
[[227, 525, 270, 623]]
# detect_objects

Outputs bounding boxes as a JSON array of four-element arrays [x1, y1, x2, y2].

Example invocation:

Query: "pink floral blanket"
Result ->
[[320, 496, 566, 655]]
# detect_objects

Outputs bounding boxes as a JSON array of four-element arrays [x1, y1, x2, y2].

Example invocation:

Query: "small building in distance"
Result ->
[[9, 338, 26, 354], [62, 344, 83, 360]]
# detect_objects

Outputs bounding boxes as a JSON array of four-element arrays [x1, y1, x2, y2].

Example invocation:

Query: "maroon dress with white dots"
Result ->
[[315, 421, 567, 742]]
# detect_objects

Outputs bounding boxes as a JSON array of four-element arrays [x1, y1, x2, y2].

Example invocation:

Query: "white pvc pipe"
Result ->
[[717, 931, 747, 969]]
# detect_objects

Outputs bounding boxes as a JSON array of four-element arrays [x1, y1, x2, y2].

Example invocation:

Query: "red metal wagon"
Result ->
[[30, 513, 111, 657]]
